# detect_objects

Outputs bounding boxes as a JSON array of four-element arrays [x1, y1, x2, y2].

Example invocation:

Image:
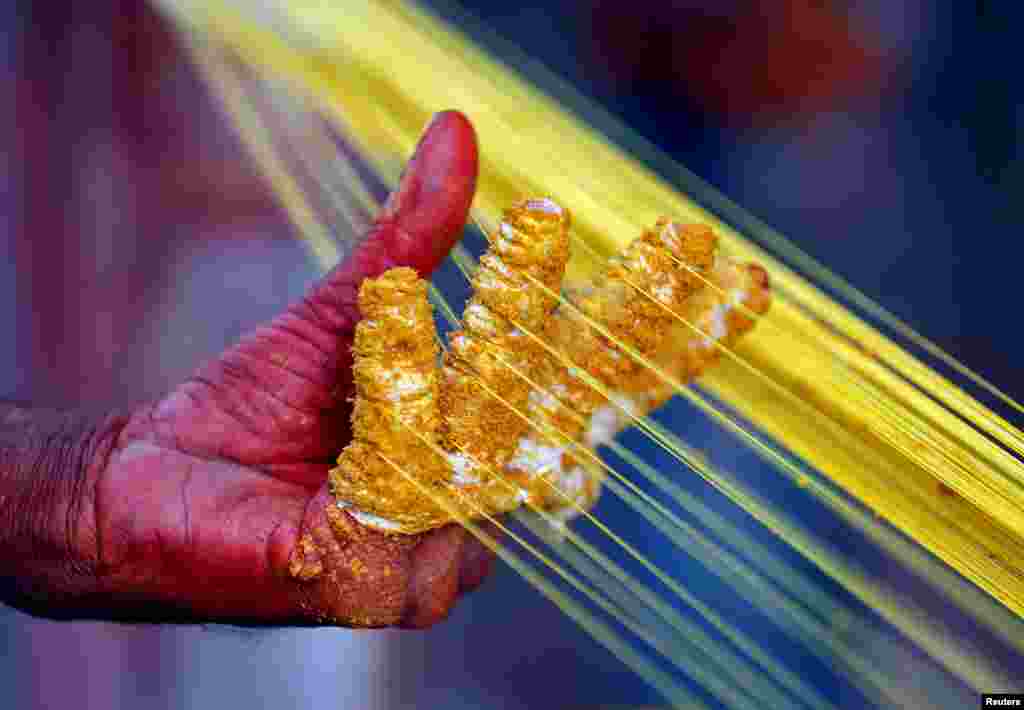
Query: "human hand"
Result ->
[[31, 111, 494, 628]]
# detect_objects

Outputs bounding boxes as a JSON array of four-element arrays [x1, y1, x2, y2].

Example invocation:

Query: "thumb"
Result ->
[[152, 111, 477, 475], [298, 110, 479, 335]]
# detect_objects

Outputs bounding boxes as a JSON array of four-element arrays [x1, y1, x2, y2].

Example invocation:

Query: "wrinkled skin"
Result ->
[[80, 111, 495, 628]]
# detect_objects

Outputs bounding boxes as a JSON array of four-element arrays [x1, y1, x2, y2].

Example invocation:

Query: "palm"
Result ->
[[87, 113, 487, 627]]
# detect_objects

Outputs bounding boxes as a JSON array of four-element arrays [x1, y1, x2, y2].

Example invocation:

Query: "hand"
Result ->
[[67, 111, 494, 628]]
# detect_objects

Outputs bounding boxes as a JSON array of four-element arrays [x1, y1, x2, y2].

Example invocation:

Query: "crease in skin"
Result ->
[[329, 200, 771, 534]]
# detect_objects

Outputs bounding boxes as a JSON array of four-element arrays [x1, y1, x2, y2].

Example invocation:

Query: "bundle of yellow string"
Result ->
[[157, 0, 1024, 701]]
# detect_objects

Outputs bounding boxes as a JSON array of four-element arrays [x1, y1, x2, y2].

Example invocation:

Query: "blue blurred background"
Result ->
[[2, 1, 1022, 707]]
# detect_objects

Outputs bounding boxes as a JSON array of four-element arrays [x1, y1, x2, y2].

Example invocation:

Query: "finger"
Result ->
[[398, 520, 503, 627], [285, 484, 419, 627], [399, 524, 467, 629], [162, 112, 478, 475], [298, 109, 479, 336], [281, 491, 500, 628]]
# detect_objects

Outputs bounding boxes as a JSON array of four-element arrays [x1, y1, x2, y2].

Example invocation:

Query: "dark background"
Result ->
[[2, 1, 1021, 708]]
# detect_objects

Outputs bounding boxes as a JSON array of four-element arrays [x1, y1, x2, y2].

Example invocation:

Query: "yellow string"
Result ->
[[373, 447, 711, 710], [165, 5, 1024, 702], [432, 252, 983, 701]]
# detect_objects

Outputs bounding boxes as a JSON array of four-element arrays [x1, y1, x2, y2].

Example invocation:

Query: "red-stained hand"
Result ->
[[77, 111, 495, 628]]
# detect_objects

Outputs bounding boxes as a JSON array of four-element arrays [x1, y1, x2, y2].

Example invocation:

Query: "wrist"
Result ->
[[0, 403, 127, 616]]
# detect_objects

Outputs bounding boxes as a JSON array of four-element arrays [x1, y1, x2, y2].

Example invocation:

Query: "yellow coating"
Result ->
[[330, 199, 766, 533]]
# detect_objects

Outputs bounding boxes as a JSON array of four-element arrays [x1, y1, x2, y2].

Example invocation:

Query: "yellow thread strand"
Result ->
[[207, 68, 865, 709], [372, 452, 710, 710], [433, 292, 933, 705], [431, 302, 831, 710], [182, 35, 340, 269], [564, 232, 1024, 517], [447, 231, 1024, 692], [506, 245, 1024, 625], [516, 511, 836, 710], [242, 78, 372, 237], [648, 237, 1024, 509], [339, 221, 827, 704], [481, 263, 1019, 690], [162, 2, 1024, 703], [386, 377, 797, 709], [452, 450, 788, 710], [209, 40, 1015, 688], [292, 0, 1024, 616], [428, 287, 947, 707], [560, 235, 1024, 581]]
